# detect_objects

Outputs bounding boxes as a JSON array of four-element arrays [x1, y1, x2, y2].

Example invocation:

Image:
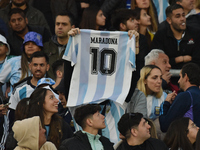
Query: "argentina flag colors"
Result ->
[[63, 29, 136, 107]]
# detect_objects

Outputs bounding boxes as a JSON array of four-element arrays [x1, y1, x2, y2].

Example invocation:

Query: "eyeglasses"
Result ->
[[188, 123, 197, 131]]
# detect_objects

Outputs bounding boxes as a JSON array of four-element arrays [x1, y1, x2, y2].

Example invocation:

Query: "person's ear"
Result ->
[[120, 23, 127, 31], [131, 128, 138, 137], [46, 64, 50, 71], [86, 118, 93, 127], [166, 17, 172, 25]]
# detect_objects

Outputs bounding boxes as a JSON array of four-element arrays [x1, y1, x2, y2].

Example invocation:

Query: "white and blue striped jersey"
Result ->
[[63, 29, 136, 107], [9, 77, 35, 110], [0, 56, 22, 86], [146, 92, 167, 120], [153, 0, 169, 23]]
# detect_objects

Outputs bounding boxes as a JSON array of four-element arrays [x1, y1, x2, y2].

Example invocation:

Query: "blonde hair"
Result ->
[[131, 0, 158, 32], [196, 0, 200, 9], [137, 65, 163, 98]]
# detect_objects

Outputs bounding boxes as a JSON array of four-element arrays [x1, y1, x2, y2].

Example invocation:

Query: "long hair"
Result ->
[[79, 5, 100, 30], [28, 88, 63, 148], [137, 65, 163, 98], [15, 98, 30, 121], [20, 52, 29, 81], [163, 118, 194, 150], [131, 0, 158, 32], [196, 130, 200, 150]]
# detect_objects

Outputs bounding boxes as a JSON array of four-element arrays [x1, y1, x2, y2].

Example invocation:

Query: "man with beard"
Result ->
[[7, 8, 51, 55], [8, 51, 50, 110], [0, 0, 50, 32], [152, 4, 200, 70]]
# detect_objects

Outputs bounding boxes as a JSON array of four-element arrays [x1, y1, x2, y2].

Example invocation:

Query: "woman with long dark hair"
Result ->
[[79, 5, 106, 30], [28, 87, 73, 148], [131, 0, 158, 33], [164, 117, 199, 150]]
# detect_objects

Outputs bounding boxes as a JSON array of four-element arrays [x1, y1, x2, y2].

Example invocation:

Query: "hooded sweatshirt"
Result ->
[[12, 116, 57, 150]]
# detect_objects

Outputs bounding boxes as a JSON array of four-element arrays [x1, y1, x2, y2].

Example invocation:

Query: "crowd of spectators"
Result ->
[[0, 0, 200, 150]]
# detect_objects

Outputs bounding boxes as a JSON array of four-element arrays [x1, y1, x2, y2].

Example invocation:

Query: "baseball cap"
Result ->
[[22, 31, 43, 51], [37, 78, 55, 88], [0, 34, 10, 55]]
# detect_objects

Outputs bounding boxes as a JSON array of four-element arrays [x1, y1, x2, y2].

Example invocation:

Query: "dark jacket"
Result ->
[[43, 36, 66, 79], [0, 3, 50, 32], [151, 25, 200, 69], [116, 138, 168, 150], [59, 130, 114, 150], [159, 86, 200, 132], [7, 25, 51, 55]]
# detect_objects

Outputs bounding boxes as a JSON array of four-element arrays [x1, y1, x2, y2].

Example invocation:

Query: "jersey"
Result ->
[[9, 77, 35, 110], [63, 29, 136, 107], [153, 0, 169, 23], [146, 92, 167, 120]]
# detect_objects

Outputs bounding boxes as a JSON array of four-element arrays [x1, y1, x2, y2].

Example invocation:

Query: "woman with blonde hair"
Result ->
[[137, 65, 176, 139]]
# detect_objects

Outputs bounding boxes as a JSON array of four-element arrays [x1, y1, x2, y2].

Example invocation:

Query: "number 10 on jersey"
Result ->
[[90, 47, 117, 76]]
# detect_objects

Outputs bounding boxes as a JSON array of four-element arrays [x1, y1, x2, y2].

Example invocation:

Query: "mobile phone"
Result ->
[[3, 103, 11, 107]]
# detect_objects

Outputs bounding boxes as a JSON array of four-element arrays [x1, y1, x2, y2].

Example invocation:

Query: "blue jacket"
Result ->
[[159, 86, 200, 132]]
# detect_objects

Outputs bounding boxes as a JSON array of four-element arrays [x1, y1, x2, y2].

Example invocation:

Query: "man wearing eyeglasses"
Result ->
[[116, 113, 168, 150]]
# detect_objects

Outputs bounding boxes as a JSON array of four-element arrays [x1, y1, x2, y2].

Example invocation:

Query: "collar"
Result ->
[[82, 130, 101, 141], [186, 86, 199, 91], [51, 35, 67, 47]]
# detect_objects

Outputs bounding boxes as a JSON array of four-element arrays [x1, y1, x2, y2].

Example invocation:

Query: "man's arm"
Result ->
[[159, 92, 191, 132]]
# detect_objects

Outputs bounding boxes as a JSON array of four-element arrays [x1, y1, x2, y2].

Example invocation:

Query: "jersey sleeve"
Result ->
[[9, 88, 20, 110], [0, 60, 12, 84], [63, 36, 78, 66]]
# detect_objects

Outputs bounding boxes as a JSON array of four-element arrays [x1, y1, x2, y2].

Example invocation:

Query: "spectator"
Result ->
[[131, 0, 158, 33], [79, 5, 106, 30], [7, 8, 51, 55], [43, 11, 75, 79], [145, 49, 179, 93], [116, 113, 168, 150], [152, 4, 200, 70], [12, 116, 57, 150], [28, 0, 78, 34], [163, 117, 198, 150], [0, 31, 43, 97], [159, 63, 200, 132], [111, 8, 149, 103], [158, 0, 197, 30], [51, 59, 64, 88], [137, 65, 176, 139], [28, 87, 73, 148], [9, 52, 50, 111], [59, 104, 114, 150], [135, 8, 154, 49], [0, 0, 50, 32], [55, 78, 75, 131]]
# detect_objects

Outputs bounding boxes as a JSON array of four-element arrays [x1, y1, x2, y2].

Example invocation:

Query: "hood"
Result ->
[[13, 116, 40, 150]]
